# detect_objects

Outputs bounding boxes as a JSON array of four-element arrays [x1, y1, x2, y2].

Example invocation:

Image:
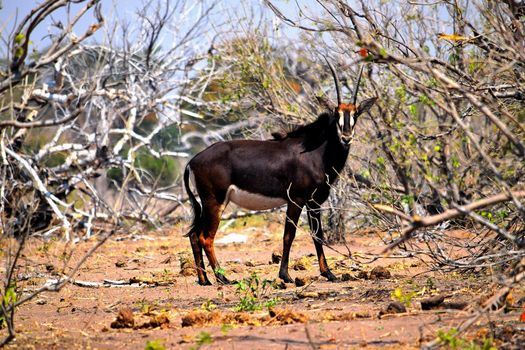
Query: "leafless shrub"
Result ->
[[0, 0, 221, 344], [265, 0, 525, 343]]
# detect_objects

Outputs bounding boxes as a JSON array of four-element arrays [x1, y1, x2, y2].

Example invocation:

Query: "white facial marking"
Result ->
[[350, 113, 355, 128], [338, 110, 344, 129], [225, 185, 286, 210]]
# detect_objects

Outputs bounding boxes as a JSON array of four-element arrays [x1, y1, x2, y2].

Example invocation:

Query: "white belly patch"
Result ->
[[225, 185, 286, 210]]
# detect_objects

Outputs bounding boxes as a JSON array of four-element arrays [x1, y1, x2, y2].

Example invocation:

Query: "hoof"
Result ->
[[216, 275, 235, 285], [198, 279, 213, 286], [279, 272, 294, 284], [321, 270, 338, 282]]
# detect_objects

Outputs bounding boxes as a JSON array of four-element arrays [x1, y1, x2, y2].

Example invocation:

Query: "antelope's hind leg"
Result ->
[[189, 230, 212, 286], [200, 200, 235, 285], [307, 204, 337, 282]]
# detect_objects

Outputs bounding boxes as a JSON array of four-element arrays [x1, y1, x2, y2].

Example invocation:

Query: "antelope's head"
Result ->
[[326, 61, 377, 147]]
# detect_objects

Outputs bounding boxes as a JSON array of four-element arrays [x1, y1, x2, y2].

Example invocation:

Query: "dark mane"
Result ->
[[272, 112, 333, 151]]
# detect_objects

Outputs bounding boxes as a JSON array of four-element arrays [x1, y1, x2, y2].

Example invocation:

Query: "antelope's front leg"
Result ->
[[279, 203, 303, 283], [307, 204, 337, 282]]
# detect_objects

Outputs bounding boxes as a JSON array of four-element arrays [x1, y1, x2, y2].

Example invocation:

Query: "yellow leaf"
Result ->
[[180, 334, 194, 343], [89, 23, 101, 32], [393, 288, 402, 298], [437, 33, 470, 42], [15, 33, 25, 44]]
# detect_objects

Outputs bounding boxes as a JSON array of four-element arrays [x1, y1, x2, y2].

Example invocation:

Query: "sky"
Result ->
[[1, 0, 146, 54], [0, 0, 321, 59]]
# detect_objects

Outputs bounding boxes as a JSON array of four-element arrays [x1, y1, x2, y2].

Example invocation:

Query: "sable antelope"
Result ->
[[183, 62, 376, 285]]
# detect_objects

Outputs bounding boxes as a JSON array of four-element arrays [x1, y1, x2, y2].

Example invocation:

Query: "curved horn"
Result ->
[[324, 57, 342, 106], [352, 65, 364, 104]]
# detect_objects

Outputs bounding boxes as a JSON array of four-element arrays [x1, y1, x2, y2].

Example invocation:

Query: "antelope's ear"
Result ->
[[356, 97, 377, 116], [271, 131, 287, 140]]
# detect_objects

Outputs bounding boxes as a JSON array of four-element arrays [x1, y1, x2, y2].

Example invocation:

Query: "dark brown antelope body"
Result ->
[[184, 63, 376, 285]]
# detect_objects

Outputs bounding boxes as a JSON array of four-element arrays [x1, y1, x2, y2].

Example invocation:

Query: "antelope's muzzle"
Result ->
[[341, 134, 352, 145]]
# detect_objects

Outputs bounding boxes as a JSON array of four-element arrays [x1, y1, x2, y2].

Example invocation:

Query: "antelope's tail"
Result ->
[[183, 163, 201, 236]]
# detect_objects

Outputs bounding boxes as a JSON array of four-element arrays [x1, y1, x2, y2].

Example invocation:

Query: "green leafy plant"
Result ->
[[214, 267, 226, 277], [425, 278, 436, 291], [233, 272, 279, 312], [220, 323, 233, 335], [201, 299, 217, 312], [438, 328, 463, 348], [437, 328, 497, 350], [37, 242, 50, 253], [189, 331, 213, 350], [0, 283, 17, 329], [197, 331, 213, 345], [136, 298, 157, 315], [145, 339, 165, 350], [391, 287, 417, 307]]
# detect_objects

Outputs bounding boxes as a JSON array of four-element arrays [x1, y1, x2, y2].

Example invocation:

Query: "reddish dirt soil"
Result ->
[[3, 215, 524, 349]]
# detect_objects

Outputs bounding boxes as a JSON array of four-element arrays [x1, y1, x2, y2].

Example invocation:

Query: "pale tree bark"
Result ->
[[0, 0, 222, 345]]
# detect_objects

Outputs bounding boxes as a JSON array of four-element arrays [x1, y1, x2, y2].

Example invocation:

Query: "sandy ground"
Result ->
[[2, 215, 524, 349]]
